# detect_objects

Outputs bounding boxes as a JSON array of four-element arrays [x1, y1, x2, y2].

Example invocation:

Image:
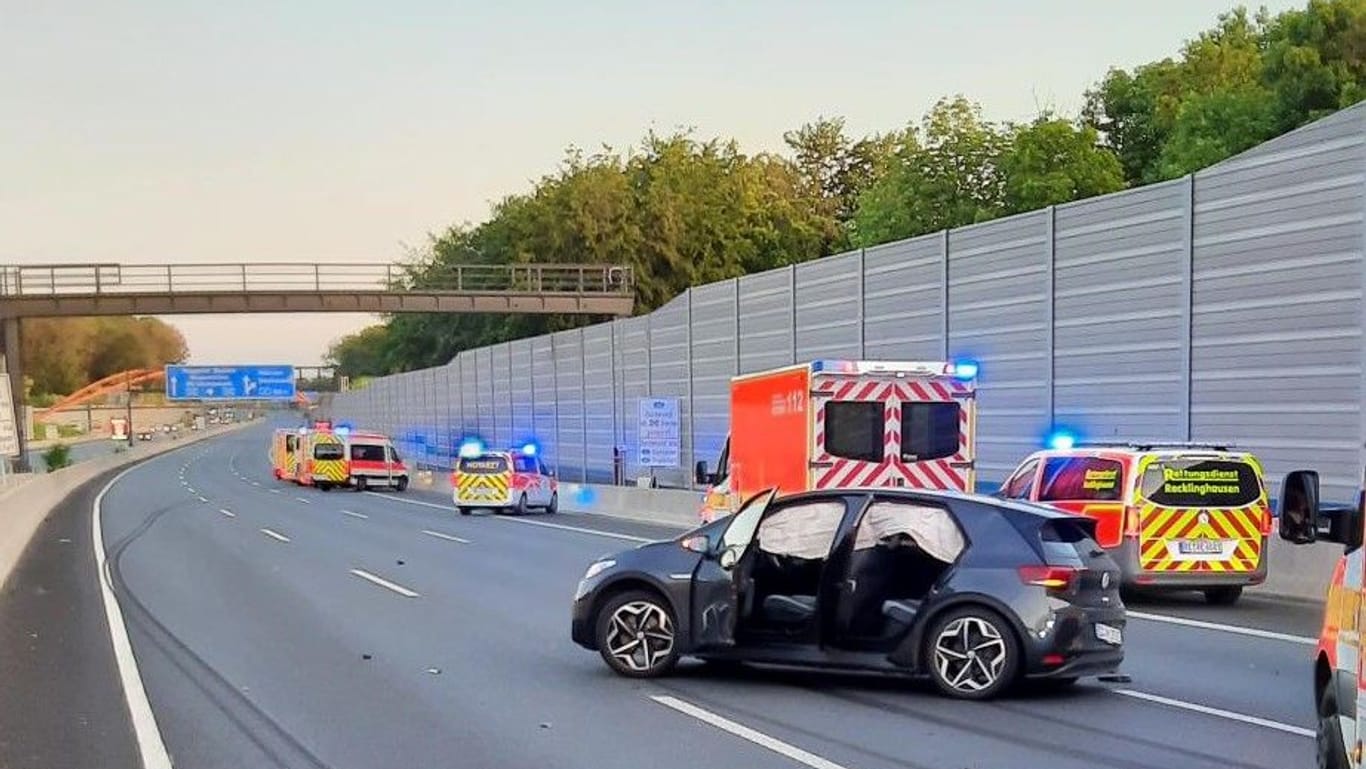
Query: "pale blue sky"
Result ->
[[1, 1, 1300, 365]]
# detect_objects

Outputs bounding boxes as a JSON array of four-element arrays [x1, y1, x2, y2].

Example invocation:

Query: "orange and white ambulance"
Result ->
[[694, 359, 979, 522], [270, 428, 302, 481], [1278, 469, 1366, 769], [451, 441, 557, 515], [341, 430, 409, 491], [1001, 441, 1272, 604]]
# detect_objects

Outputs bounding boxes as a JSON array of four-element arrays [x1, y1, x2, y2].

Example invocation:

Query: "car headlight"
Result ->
[[583, 559, 616, 581]]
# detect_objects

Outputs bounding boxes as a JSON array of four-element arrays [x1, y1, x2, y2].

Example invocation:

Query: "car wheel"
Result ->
[[515, 493, 529, 515], [546, 492, 558, 514], [458, 506, 472, 516], [1204, 586, 1243, 606], [595, 591, 679, 678], [925, 606, 1020, 700], [1319, 685, 1350, 769], [396, 475, 409, 492], [356, 476, 368, 492], [320, 482, 332, 492]]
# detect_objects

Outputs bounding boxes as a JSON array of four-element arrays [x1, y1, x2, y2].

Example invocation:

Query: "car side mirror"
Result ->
[[1278, 470, 1320, 544], [680, 534, 711, 554], [695, 460, 710, 486], [718, 545, 740, 569]]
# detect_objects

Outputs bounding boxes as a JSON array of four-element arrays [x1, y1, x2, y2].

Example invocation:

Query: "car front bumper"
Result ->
[[571, 593, 596, 649]]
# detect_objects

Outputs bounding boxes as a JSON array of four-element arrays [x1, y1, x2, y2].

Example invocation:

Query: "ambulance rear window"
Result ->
[[900, 402, 960, 462], [1039, 457, 1124, 502], [351, 444, 386, 462], [314, 443, 344, 460], [460, 456, 508, 474], [824, 401, 884, 463], [1140, 459, 1261, 508], [513, 456, 537, 473]]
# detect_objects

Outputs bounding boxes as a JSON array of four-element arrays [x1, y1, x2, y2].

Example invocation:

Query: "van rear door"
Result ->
[[1135, 456, 1267, 574]]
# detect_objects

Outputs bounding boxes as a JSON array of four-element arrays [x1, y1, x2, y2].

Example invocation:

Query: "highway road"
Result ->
[[1, 423, 1322, 769]]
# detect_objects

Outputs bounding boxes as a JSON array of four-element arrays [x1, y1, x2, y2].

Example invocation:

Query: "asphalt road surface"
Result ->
[[1, 424, 1322, 769]]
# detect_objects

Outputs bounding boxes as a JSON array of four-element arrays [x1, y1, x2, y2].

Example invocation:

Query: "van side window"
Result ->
[[825, 401, 884, 463], [1000, 460, 1039, 500], [901, 401, 961, 462], [1039, 457, 1123, 502], [514, 456, 537, 473], [285, 435, 297, 451]]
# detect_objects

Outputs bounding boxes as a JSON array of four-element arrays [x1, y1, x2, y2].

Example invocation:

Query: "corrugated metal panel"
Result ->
[[1192, 105, 1366, 500], [475, 347, 494, 443], [553, 329, 585, 479], [795, 251, 861, 360], [583, 324, 616, 483], [1054, 180, 1188, 442], [649, 294, 691, 487], [508, 339, 534, 450], [948, 210, 1050, 482], [490, 342, 512, 449], [863, 233, 944, 360], [531, 336, 558, 467], [460, 351, 480, 439], [617, 316, 650, 480], [690, 282, 737, 474], [738, 267, 793, 374]]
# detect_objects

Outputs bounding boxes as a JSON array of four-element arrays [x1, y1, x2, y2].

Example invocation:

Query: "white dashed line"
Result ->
[[295, 497, 311, 505], [270, 489, 282, 494], [349, 568, 420, 598], [1113, 689, 1313, 738], [197, 496, 208, 503], [187, 487, 196, 494], [259, 528, 291, 543], [651, 695, 850, 769], [1127, 611, 1315, 646], [421, 529, 470, 544], [371, 493, 650, 543], [341, 510, 369, 520], [251, 481, 260, 486], [219, 509, 236, 518]]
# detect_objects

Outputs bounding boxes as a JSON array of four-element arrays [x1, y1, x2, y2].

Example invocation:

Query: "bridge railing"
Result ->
[[0, 262, 634, 297]]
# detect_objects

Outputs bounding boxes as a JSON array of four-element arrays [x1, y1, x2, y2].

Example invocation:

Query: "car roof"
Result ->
[[776, 487, 1074, 522], [1023, 447, 1257, 463]]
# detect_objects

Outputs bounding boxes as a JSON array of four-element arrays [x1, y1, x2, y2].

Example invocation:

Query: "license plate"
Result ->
[[1095, 623, 1123, 646], [1177, 539, 1225, 555]]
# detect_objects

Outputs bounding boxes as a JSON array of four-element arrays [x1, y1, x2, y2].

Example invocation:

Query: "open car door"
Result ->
[[691, 489, 777, 649]]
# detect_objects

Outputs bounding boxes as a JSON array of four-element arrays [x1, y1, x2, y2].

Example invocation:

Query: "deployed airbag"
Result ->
[[854, 502, 964, 563], [757, 501, 845, 559]]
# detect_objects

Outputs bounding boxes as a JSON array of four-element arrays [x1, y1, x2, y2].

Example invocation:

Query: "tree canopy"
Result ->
[[21, 317, 188, 399], [343, 0, 1363, 374]]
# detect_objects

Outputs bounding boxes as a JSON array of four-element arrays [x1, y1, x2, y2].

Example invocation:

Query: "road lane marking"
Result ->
[[1127, 611, 1315, 646], [650, 695, 850, 769], [250, 481, 260, 486], [372, 492, 652, 542], [219, 509, 236, 518], [1113, 689, 1313, 738], [295, 497, 311, 504], [349, 568, 420, 598], [259, 528, 291, 543], [93, 467, 174, 769], [422, 529, 470, 543], [342, 510, 369, 520], [197, 496, 208, 503], [270, 489, 282, 494], [187, 487, 196, 493]]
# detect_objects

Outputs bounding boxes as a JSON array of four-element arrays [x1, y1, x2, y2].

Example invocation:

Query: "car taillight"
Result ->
[[1122, 505, 1141, 537], [1018, 565, 1079, 591], [1257, 507, 1273, 536]]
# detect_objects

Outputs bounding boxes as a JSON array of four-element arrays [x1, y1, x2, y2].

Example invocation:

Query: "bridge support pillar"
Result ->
[[2, 318, 27, 472]]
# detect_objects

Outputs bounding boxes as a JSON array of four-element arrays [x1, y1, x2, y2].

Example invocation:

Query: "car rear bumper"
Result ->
[[1022, 603, 1126, 678], [1113, 538, 1267, 589]]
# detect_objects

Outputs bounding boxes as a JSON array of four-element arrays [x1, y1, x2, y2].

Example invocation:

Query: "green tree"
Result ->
[[1000, 117, 1127, 214], [783, 117, 898, 248], [1262, 0, 1366, 128], [1155, 85, 1281, 179], [325, 324, 396, 377]]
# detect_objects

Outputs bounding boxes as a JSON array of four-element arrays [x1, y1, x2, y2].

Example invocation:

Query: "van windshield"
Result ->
[[1139, 459, 1261, 508]]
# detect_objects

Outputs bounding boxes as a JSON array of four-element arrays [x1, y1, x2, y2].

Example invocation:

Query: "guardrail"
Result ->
[[0, 262, 635, 297]]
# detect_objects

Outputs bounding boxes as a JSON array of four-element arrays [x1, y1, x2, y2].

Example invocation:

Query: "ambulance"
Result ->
[[341, 430, 409, 491], [451, 440, 557, 515], [1001, 440, 1272, 604], [270, 428, 302, 481], [295, 427, 348, 489], [695, 359, 979, 522], [1278, 469, 1366, 769]]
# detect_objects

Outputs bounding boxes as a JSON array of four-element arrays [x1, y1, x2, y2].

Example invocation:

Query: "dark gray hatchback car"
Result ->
[[572, 488, 1126, 699]]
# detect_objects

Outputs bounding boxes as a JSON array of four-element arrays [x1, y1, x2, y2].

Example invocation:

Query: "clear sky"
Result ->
[[1, 0, 1300, 366]]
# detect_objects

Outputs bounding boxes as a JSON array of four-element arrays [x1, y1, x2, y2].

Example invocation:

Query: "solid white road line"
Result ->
[[421, 529, 470, 544], [219, 509, 236, 518], [93, 466, 174, 769], [369, 492, 652, 542], [349, 568, 420, 598], [1127, 611, 1315, 646], [1114, 689, 1314, 738], [341, 510, 369, 520], [259, 528, 291, 543], [651, 695, 851, 769], [295, 497, 311, 505]]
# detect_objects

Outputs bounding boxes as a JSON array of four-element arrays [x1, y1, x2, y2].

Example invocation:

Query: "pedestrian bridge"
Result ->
[[0, 261, 635, 318]]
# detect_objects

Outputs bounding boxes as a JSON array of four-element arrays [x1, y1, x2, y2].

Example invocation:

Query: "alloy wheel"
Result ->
[[604, 600, 674, 673], [932, 615, 1008, 694]]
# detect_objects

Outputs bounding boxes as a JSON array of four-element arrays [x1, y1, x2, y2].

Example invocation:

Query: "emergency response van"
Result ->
[[695, 359, 979, 522], [1276, 469, 1366, 769], [343, 431, 409, 491], [451, 442, 557, 515], [1001, 442, 1271, 604], [270, 428, 302, 481], [295, 428, 348, 489]]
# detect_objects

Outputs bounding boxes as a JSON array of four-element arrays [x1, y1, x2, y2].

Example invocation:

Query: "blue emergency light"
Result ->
[[951, 360, 979, 380], [458, 439, 484, 459], [1046, 431, 1077, 451], [519, 442, 538, 456]]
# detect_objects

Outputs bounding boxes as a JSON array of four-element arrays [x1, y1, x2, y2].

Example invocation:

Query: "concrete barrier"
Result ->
[[0, 423, 246, 591]]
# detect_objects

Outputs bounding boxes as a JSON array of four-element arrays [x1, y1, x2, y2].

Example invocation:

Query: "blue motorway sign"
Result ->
[[165, 365, 296, 401]]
